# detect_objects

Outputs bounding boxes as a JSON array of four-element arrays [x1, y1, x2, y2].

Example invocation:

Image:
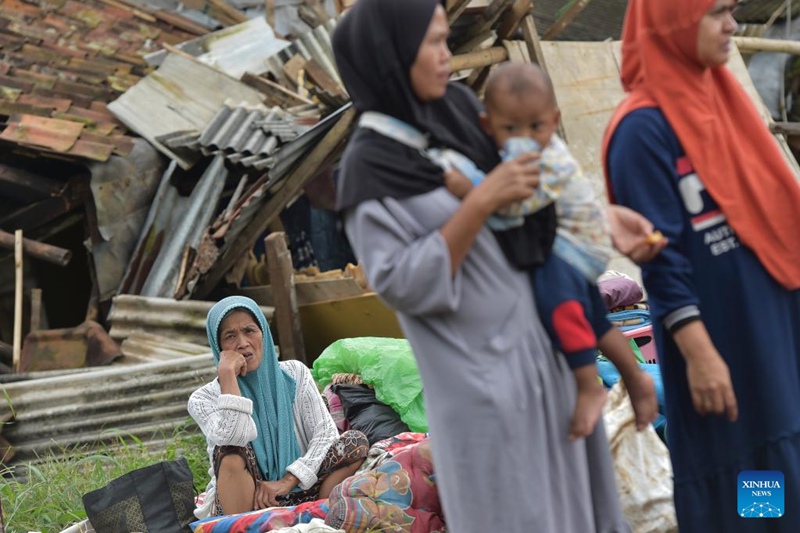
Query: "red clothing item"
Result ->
[[602, 0, 800, 290]]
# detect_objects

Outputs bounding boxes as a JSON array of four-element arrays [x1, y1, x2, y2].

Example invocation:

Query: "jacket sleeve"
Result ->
[[344, 197, 463, 316], [187, 380, 258, 448], [285, 361, 339, 490]]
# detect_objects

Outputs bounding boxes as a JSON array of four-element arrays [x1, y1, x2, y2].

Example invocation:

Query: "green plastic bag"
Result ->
[[312, 337, 428, 432]]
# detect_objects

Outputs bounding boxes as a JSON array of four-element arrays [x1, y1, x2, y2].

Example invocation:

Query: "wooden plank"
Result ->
[[241, 72, 316, 108], [240, 277, 366, 307], [299, 293, 403, 362], [282, 53, 307, 90], [543, 0, 594, 41], [304, 58, 345, 97], [265, 233, 306, 364], [194, 106, 356, 298]]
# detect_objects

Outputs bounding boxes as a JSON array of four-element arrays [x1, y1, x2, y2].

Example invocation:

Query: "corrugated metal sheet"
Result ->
[[161, 104, 314, 168], [88, 138, 165, 302], [120, 331, 211, 363], [107, 53, 265, 170], [108, 294, 274, 345], [117, 154, 227, 298], [260, 18, 341, 87], [0, 355, 216, 464], [145, 17, 291, 80], [198, 104, 348, 262]]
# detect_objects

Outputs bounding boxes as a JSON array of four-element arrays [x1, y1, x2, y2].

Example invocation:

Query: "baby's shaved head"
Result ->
[[484, 62, 556, 111]]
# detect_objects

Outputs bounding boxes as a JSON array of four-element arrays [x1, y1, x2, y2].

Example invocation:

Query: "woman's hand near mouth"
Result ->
[[218, 349, 248, 396]]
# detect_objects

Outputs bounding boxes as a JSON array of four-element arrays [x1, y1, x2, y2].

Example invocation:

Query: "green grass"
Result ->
[[0, 421, 210, 533]]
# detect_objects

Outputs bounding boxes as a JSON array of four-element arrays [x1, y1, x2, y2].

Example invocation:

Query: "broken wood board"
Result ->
[[298, 293, 404, 363]]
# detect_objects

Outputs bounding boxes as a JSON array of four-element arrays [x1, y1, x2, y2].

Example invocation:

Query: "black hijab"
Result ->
[[332, 0, 556, 269]]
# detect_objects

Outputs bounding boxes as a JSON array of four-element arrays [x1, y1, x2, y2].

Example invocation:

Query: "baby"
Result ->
[[441, 62, 657, 440]]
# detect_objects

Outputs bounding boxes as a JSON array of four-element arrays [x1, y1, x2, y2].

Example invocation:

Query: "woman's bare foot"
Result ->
[[623, 370, 658, 430], [569, 381, 607, 441]]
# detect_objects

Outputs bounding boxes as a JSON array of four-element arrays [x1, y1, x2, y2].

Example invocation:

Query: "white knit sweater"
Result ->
[[187, 359, 338, 518]]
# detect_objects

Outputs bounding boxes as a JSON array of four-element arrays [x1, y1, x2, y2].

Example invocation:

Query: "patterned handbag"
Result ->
[[82, 457, 196, 533]]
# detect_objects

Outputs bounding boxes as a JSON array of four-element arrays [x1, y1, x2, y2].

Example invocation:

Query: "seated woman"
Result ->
[[188, 296, 368, 518]]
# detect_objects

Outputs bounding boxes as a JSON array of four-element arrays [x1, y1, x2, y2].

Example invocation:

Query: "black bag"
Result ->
[[333, 384, 410, 445], [82, 457, 196, 533]]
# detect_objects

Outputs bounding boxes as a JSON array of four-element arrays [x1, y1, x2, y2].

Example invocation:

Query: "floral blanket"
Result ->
[[325, 438, 445, 532], [190, 500, 329, 533]]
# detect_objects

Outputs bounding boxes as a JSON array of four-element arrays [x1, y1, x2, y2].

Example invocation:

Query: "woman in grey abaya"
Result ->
[[332, 1, 635, 531]]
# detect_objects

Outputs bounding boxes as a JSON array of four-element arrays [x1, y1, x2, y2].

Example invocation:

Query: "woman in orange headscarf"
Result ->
[[604, 0, 800, 531]]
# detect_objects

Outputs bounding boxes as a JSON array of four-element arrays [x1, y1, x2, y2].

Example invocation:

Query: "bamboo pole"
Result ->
[[0, 229, 71, 267], [733, 36, 800, 55], [450, 46, 509, 71], [13, 230, 22, 374]]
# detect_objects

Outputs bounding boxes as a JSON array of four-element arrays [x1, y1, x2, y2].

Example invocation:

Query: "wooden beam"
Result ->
[[447, 0, 472, 24], [0, 229, 71, 266], [265, 233, 306, 364], [194, 107, 356, 298], [543, 0, 593, 41], [496, 0, 532, 38], [30, 288, 42, 333], [13, 230, 22, 374], [521, 15, 548, 69]]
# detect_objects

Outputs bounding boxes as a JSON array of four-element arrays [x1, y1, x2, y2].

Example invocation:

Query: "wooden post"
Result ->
[[543, 0, 593, 41], [266, 0, 275, 28], [265, 233, 306, 364], [0, 229, 71, 266], [13, 230, 22, 374], [30, 288, 42, 333]]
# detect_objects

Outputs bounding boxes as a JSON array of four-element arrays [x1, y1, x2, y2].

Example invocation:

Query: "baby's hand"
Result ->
[[444, 168, 473, 199]]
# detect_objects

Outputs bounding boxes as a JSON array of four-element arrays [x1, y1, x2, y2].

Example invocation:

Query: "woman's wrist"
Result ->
[[280, 473, 300, 490], [462, 185, 495, 219]]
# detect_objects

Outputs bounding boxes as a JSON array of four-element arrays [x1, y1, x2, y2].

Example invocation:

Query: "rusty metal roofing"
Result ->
[[0, 0, 208, 162]]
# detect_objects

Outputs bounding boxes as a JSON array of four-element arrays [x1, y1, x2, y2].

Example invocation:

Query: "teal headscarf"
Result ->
[[206, 296, 302, 481]]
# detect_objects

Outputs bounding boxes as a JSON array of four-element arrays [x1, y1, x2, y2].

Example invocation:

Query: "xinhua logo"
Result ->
[[738, 471, 784, 518]]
